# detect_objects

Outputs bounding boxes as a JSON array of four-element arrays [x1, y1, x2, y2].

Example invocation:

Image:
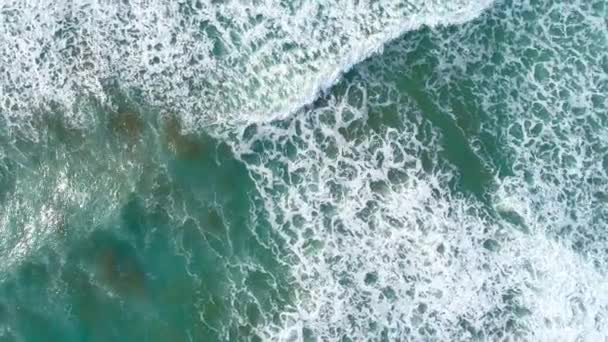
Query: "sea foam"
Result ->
[[0, 0, 492, 133], [230, 0, 608, 340]]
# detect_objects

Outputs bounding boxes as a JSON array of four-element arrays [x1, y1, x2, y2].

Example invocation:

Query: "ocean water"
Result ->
[[0, 0, 607, 341]]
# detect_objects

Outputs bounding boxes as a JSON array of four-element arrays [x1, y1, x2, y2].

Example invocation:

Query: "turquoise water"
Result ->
[[0, 0, 607, 340]]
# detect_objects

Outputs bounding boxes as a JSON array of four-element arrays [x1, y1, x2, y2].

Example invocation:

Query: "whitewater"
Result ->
[[0, 0, 607, 341]]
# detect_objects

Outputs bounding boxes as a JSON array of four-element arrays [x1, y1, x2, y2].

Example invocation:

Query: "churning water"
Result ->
[[0, 0, 607, 340]]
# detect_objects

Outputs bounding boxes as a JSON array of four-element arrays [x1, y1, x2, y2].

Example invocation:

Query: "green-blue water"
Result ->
[[0, 0, 607, 340]]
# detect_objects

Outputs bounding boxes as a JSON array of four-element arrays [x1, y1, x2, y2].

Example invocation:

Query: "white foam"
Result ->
[[236, 95, 608, 340], [0, 0, 493, 132], [3, 0, 607, 339], [230, 0, 608, 339]]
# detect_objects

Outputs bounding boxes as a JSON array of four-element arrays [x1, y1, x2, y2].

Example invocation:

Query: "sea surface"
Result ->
[[0, 0, 607, 341]]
